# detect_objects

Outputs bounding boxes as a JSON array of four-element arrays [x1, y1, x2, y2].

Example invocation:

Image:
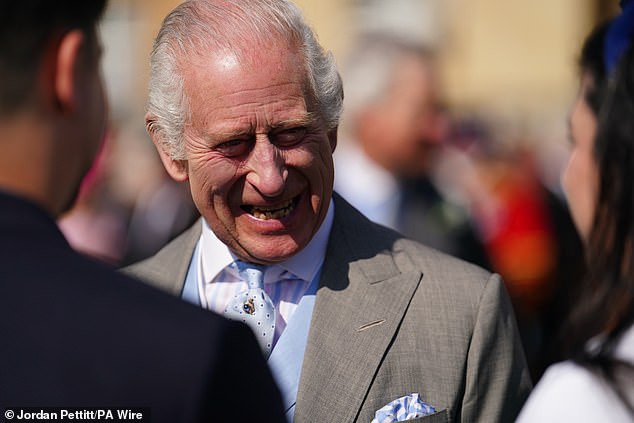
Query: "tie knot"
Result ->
[[233, 260, 265, 289]]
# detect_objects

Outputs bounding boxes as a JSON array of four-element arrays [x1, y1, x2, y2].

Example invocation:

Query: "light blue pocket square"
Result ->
[[372, 393, 436, 423]]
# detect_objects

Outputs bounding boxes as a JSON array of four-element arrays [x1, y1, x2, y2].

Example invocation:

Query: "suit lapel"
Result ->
[[124, 219, 202, 296], [295, 196, 422, 423]]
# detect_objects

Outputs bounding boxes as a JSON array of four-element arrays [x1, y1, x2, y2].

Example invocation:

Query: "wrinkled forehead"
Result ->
[[179, 37, 319, 125], [182, 35, 315, 101], [206, 38, 300, 69]]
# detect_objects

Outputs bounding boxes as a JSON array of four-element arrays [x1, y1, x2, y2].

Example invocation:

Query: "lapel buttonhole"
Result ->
[[357, 319, 386, 332]]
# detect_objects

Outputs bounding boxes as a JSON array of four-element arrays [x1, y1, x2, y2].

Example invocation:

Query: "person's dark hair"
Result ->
[[0, 0, 107, 116], [578, 22, 610, 116], [565, 22, 634, 415]]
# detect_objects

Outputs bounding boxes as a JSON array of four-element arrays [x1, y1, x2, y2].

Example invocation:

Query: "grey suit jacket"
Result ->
[[125, 194, 531, 423]]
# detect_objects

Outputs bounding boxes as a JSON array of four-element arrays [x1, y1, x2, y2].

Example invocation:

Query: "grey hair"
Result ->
[[341, 34, 435, 133], [147, 0, 343, 160]]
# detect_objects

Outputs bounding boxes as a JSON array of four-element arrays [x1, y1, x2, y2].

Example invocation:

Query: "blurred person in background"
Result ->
[[57, 135, 129, 264], [58, 128, 200, 266], [335, 34, 578, 381], [439, 117, 584, 383], [0, 1, 286, 419], [126, 0, 531, 421], [517, 2, 634, 420], [335, 34, 491, 269]]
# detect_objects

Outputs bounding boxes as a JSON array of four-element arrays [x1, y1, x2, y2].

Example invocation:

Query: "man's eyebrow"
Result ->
[[271, 114, 318, 129], [211, 124, 256, 140], [206, 114, 318, 140]]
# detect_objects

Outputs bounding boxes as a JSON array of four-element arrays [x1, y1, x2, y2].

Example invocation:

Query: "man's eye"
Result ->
[[216, 139, 251, 157], [272, 127, 306, 147]]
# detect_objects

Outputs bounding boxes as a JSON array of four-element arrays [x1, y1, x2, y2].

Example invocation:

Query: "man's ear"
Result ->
[[328, 126, 338, 153], [53, 29, 85, 113], [145, 112, 189, 181]]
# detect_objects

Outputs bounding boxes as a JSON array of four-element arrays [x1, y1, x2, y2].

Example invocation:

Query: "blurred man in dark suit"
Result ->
[[0, 2, 285, 421]]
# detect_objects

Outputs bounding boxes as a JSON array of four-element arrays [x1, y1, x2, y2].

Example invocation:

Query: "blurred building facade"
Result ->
[[92, 0, 618, 195]]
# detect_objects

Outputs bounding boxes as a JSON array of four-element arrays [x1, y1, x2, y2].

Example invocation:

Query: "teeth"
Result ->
[[253, 199, 293, 212], [250, 199, 295, 220]]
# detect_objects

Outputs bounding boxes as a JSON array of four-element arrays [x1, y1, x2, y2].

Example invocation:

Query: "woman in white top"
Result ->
[[517, 3, 634, 422]]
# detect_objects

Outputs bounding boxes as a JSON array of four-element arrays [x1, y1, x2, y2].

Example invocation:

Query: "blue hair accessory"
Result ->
[[604, 0, 634, 73]]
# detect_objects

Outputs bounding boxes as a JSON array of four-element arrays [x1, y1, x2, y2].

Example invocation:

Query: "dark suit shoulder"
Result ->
[[0, 222, 286, 420]]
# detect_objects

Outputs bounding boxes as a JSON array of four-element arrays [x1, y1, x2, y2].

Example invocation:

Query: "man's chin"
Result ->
[[57, 182, 83, 217], [57, 163, 96, 216], [235, 236, 307, 265]]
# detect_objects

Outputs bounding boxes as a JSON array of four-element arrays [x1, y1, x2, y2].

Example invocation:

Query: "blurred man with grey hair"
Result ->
[[127, 1, 531, 422], [335, 34, 490, 269]]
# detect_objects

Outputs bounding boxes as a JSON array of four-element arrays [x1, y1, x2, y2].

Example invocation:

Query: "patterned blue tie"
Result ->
[[224, 261, 276, 356]]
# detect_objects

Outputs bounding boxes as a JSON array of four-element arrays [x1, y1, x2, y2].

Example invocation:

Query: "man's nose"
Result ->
[[244, 138, 287, 197], [421, 110, 449, 145]]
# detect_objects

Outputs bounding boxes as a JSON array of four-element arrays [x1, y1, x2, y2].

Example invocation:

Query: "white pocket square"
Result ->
[[372, 393, 437, 423]]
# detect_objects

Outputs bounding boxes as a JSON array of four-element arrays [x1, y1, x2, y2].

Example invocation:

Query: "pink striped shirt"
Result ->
[[196, 200, 334, 346]]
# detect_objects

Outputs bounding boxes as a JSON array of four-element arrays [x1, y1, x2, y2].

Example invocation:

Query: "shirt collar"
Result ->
[[200, 198, 335, 284], [334, 141, 400, 207], [333, 141, 401, 229]]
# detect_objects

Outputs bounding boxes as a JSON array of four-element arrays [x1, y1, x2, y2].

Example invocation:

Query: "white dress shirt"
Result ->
[[195, 199, 334, 346], [334, 142, 402, 230]]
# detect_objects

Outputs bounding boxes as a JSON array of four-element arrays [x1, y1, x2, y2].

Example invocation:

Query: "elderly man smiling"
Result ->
[[126, 0, 532, 422]]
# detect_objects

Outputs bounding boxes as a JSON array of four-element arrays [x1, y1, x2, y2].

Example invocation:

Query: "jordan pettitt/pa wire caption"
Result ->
[[2, 408, 150, 422]]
